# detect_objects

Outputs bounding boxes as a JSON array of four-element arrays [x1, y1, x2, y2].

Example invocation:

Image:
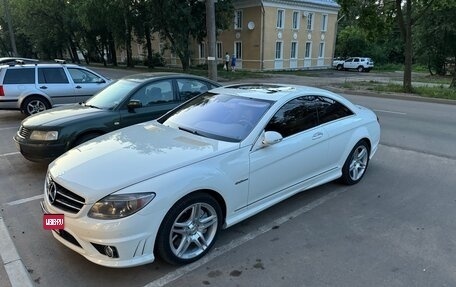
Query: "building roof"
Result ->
[[234, 0, 340, 12], [267, 0, 340, 9]]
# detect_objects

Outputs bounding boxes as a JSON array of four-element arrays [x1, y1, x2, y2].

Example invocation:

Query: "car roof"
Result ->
[[122, 72, 220, 84], [211, 83, 344, 102], [0, 57, 39, 64], [0, 62, 83, 69]]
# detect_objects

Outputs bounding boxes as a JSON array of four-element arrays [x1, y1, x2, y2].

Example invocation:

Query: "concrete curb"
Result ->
[[0, 214, 34, 287]]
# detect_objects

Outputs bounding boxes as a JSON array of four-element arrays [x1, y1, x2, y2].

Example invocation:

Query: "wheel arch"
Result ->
[[337, 128, 373, 167], [69, 130, 105, 148], [18, 93, 52, 109], [170, 189, 227, 224]]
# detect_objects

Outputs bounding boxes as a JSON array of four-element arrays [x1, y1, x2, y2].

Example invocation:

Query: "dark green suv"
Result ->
[[13, 73, 220, 162]]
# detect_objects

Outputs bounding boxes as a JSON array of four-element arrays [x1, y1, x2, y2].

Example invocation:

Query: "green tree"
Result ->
[[9, 0, 82, 60], [394, 0, 436, 92], [148, 0, 234, 71], [414, 1, 456, 87]]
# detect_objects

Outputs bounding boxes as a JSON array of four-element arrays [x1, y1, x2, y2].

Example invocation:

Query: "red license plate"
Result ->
[[43, 214, 64, 230]]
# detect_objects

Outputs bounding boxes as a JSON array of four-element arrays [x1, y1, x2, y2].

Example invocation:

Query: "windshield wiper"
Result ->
[[178, 126, 200, 135], [83, 103, 100, 109]]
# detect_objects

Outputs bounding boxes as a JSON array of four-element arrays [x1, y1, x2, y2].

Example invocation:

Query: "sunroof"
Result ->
[[228, 84, 294, 94]]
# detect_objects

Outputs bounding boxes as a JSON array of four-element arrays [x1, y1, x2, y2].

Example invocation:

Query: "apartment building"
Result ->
[[128, 0, 340, 71]]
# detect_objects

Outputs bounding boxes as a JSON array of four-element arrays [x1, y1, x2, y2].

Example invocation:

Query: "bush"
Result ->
[[144, 52, 165, 68]]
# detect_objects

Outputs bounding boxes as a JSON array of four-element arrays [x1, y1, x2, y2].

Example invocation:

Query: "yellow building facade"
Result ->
[[128, 0, 340, 71]]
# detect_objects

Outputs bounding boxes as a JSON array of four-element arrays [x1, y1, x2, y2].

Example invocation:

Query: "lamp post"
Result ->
[[205, 0, 217, 81]]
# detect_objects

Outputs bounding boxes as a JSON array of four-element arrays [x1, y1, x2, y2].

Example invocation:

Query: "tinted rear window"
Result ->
[[3, 68, 35, 84], [38, 68, 69, 84]]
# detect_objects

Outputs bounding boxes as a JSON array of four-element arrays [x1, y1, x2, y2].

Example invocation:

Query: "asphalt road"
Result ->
[[1, 69, 455, 287]]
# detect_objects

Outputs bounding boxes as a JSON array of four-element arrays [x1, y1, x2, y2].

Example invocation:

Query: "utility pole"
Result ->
[[3, 0, 18, 56], [205, 0, 217, 81]]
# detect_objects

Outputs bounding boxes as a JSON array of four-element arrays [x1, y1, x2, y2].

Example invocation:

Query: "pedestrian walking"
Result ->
[[231, 54, 236, 71], [224, 52, 230, 71]]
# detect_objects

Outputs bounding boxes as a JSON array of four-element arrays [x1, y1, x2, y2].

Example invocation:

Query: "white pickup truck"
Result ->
[[333, 57, 374, 72]]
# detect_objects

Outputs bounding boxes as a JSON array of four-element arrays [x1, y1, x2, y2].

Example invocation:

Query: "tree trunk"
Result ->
[[68, 35, 80, 64], [396, 0, 413, 93], [108, 33, 117, 66], [451, 60, 456, 89], [145, 23, 154, 68], [123, 5, 133, 68]]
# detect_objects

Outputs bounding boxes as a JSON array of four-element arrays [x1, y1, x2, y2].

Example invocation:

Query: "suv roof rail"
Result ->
[[54, 59, 66, 64]]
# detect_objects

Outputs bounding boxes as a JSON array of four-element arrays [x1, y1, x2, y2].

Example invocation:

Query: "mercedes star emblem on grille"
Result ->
[[47, 180, 57, 204]]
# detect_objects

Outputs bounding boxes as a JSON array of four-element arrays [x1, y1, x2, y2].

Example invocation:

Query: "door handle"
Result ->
[[39, 86, 47, 89], [75, 85, 82, 89], [312, 132, 323, 140]]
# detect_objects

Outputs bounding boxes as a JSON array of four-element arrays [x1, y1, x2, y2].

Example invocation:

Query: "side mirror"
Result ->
[[127, 100, 142, 112], [262, 131, 283, 146]]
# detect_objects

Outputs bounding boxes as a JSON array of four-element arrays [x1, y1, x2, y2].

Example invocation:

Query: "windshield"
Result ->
[[158, 92, 273, 142], [85, 80, 139, 109]]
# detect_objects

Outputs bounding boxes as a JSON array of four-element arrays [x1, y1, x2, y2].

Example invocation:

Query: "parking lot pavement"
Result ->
[[1, 71, 455, 286], [160, 145, 456, 287]]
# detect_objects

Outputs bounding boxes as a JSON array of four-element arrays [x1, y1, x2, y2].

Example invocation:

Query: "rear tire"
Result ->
[[357, 66, 364, 72], [21, 96, 51, 116], [155, 192, 222, 265], [340, 140, 370, 185]]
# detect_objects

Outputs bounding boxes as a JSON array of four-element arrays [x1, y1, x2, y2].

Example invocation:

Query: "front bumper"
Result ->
[[13, 135, 67, 162], [41, 196, 160, 268]]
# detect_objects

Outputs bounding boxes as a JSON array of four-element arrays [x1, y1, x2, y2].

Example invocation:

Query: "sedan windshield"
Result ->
[[85, 80, 139, 110], [159, 92, 273, 142]]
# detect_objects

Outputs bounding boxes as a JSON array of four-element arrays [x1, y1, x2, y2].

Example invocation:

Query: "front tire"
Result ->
[[337, 64, 343, 71], [357, 66, 364, 72], [21, 96, 51, 116], [155, 193, 222, 265], [340, 140, 370, 185]]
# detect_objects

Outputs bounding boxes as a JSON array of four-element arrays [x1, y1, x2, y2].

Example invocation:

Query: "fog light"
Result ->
[[91, 243, 119, 258], [105, 246, 115, 258]]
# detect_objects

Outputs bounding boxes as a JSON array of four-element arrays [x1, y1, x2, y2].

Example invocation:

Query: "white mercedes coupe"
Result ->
[[42, 84, 380, 267]]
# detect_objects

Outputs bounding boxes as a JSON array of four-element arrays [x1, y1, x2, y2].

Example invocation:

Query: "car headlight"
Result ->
[[30, 130, 59, 141], [88, 192, 155, 220]]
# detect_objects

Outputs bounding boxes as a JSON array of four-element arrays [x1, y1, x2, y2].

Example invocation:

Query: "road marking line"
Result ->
[[0, 152, 20, 157], [373, 109, 407, 115], [6, 195, 44, 206], [0, 216, 34, 287], [144, 188, 346, 287], [0, 126, 18, 131]]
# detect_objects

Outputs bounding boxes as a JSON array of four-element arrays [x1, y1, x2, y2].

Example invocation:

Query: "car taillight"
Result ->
[[0, 85, 4, 96]]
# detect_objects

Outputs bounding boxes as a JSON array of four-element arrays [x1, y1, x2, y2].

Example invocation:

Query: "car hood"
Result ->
[[22, 105, 104, 127], [49, 122, 239, 203]]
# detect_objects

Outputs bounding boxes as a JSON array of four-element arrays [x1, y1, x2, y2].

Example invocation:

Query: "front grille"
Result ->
[[47, 178, 85, 214], [55, 229, 81, 247], [18, 126, 31, 139]]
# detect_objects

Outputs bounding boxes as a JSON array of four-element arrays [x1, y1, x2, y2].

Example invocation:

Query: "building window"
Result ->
[[307, 13, 313, 30], [235, 10, 243, 29], [321, 14, 328, 31], [292, 11, 300, 29], [159, 42, 165, 54], [318, 42, 325, 58], [235, 41, 242, 59], [290, 42, 298, 59], [277, 9, 284, 29], [305, 42, 312, 58], [199, 42, 206, 58], [275, 42, 283, 59], [216, 42, 222, 59]]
